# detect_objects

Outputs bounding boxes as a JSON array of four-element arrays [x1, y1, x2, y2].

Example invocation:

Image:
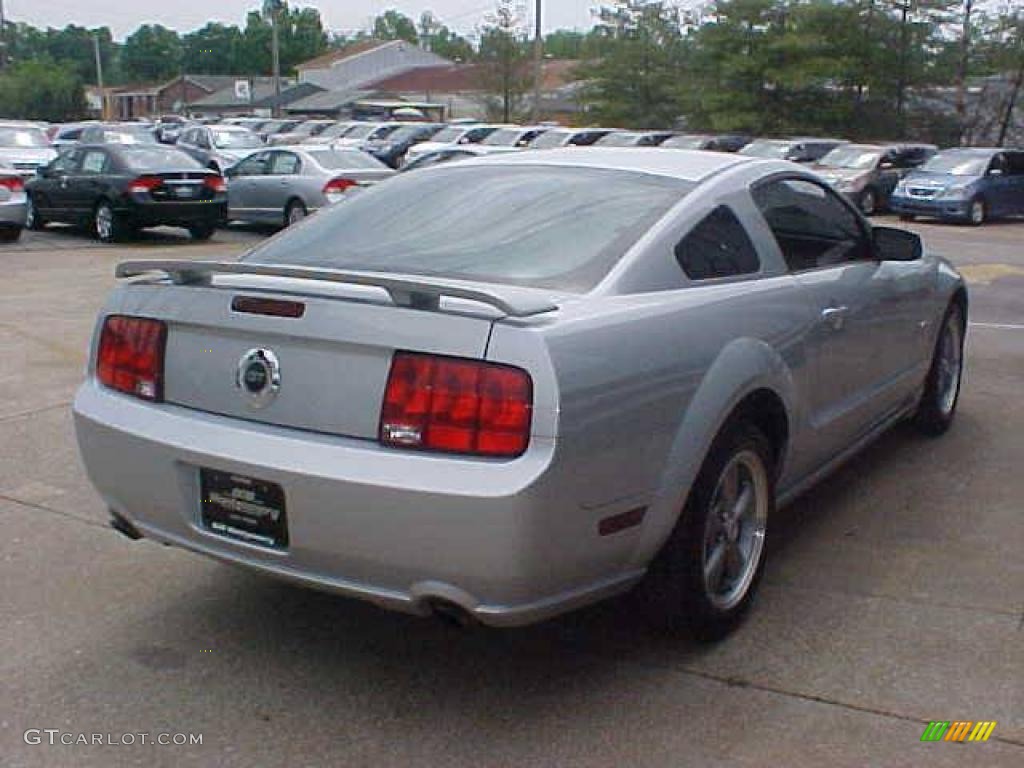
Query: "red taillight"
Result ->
[[380, 352, 532, 458], [0, 176, 24, 192], [128, 176, 162, 194], [323, 177, 357, 201], [96, 316, 167, 401], [204, 175, 227, 193]]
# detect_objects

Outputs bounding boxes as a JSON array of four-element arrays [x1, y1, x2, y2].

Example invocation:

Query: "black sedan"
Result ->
[[25, 144, 227, 242]]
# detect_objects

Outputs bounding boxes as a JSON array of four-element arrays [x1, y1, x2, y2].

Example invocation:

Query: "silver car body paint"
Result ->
[[73, 148, 965, 626]]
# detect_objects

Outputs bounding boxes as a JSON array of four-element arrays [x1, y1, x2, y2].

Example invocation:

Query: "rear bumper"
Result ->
[[0, 197, 26, 227], [72, 381, 644, 626], [890, 195, 970, 220], [119, 200, 226, 227]]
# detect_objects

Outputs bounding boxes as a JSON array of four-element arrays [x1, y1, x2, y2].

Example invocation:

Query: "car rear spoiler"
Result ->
[[115, 260, 558, 319]]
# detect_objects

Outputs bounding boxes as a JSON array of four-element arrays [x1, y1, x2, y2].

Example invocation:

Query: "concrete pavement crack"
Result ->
[[583, 651, 1024, 749], [0, 401, 72, 423], [0, 493, 108, 530]]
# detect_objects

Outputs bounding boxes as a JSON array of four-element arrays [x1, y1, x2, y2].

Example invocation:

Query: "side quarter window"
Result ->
[[752, 178, 870, 271], [675, 206, 761, 280]]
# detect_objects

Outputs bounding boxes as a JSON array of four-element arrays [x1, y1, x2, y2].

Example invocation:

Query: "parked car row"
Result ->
[[3, 111, 1023, 243]]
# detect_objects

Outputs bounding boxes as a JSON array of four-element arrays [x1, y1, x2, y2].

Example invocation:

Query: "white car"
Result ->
[[403, 124, 505, 164]]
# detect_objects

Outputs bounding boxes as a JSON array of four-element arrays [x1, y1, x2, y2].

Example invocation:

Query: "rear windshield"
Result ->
[[0, 127, 50, 148], [244, 165, 691, 291], [597, 132, 642, 147], [305, 149, 386, 170], [662, 135, 710, 150], [121, 147, 203, 171], [212, 129, 262, 149]]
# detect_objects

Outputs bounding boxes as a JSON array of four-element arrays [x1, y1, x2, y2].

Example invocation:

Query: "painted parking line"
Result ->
[[968, 322, 1024, 331]]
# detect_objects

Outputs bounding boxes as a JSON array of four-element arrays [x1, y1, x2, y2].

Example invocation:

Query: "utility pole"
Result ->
[[531, 0, 542, 122], [0, 0, 7, 70], [270, 1, 282, 118], [94, 33, 107, 121]]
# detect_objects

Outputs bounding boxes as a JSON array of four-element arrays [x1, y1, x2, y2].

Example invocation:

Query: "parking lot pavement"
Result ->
[[1, 221, 1022, 767]]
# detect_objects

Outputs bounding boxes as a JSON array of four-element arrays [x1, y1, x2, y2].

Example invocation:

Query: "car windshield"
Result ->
[[380, 126, 432, 143], [481, 128, 526, 146], [244, 165, 692, 292], [430, 126, 470, 143], [120, 147, 203, 171], [0, 127, 51, 148], [212, 130, 262, 149], [105, 128, 157, 144], [739, 140, 791, 158], [529, 131, 571, 149], [662, 136, 709, 149], [818, 146, 882, 169], [344, 124, 381, 139], [318, 123, 355, 139], [305, 149, 387, 170], [920, 152, 990, 176]]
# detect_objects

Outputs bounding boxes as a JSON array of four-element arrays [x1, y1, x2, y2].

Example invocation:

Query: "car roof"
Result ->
[[464, 146, 753, 182]]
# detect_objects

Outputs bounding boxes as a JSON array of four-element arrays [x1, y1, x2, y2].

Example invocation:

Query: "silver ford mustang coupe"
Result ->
[[73, 149, 966, 637]]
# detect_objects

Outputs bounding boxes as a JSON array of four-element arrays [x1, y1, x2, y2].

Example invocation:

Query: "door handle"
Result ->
[[821, 306, 849, 330]]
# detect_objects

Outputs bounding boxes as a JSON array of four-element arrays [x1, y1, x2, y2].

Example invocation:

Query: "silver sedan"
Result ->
[[73, 148, 965, 637], [225, 146, 394, 227], [0, 166, 26, 241]]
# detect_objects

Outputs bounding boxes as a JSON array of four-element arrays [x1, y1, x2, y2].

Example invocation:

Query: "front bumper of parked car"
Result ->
[[890, 192, 972, 220], [72, 381, 645, 627]]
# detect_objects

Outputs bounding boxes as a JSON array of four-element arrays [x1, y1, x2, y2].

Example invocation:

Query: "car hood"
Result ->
[[901, 171, 980, 189], [814, 167, 867, 184]]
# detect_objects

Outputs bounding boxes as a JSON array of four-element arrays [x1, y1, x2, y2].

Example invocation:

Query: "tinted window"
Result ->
[[752, 178, 869, 271], [80, 150, 108, 174], [1005, 152, 1024, 176], [245, 166, 693, 292], [51, 151, 79, 173], [675, 206, 760, 280], [234, 152, 270, 176]]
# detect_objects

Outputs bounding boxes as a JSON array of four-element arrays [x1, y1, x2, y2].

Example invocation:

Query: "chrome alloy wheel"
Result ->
[[95, 204, 114, 241], [969, 199, 985, 225], [936, 309, 963, 417], [702, 449, 769, 612]]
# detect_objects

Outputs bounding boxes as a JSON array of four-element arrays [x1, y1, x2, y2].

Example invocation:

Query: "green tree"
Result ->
[[183, 23, 244, 75], [0, 57, 86, 121], [579, 1, 689, 128], [418, 12, 474, 61], [122, 24, 182, 82], [373, 10, 419, 45], [476, 1, 532, 122]]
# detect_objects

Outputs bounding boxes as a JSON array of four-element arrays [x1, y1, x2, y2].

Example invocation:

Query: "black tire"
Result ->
[[25, 195, 46, 231], [0, 226, 21, 242], [914, 302, 965, 436], [858, 187, 878, 216], [644, 421, 774, 640], [284, 199, 307, 228], [188, 223, 216, 241], [966, 197, 985, 226], [94, 200, 125, 243]]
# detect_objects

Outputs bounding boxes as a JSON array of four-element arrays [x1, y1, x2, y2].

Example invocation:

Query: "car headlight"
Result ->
[[938, 185, 971, 200]]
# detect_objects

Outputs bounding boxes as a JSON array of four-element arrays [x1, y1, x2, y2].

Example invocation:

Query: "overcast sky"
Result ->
[[6, 0, 601, 40]]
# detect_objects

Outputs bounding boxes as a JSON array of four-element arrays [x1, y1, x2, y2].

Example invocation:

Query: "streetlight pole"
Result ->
[[531, 0, 542, 122], [270, 2, 282, 118], [0, 0, 7, 70]]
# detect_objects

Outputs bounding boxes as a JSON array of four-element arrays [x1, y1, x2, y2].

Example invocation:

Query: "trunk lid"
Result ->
[[110, 273, 526, 440]]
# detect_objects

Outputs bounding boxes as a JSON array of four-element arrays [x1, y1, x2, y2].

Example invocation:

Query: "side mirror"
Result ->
[[879, 161, 895, 170], [874, 226, 922, 261], [988, 168, 1003, 177]]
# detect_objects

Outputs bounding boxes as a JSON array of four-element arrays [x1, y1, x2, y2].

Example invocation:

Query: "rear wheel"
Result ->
[[646, 422, 773, 639], [914, 302, 965, 436], [94, 201, 125, 243], [284, 199, 307, 228], [25, 195, 46, 230]]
